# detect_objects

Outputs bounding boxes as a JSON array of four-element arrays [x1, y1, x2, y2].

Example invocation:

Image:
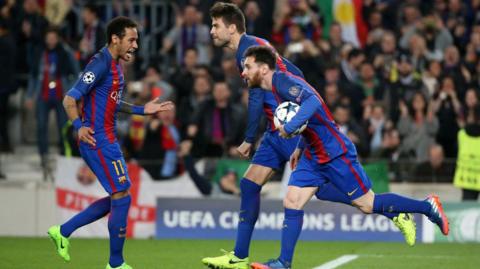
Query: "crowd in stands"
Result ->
[[1, 0, 480, 193]]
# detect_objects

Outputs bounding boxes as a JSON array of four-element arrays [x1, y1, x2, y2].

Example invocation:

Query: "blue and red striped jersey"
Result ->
[[235, 34, 304, 143], [272, 71, 357, 164], [66, 47, 125, 148]]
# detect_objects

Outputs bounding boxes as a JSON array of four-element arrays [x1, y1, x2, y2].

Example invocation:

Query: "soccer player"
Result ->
[[202, 3, 416, 269], [242, 46, 450, 269], [47, 17, 173, 269]]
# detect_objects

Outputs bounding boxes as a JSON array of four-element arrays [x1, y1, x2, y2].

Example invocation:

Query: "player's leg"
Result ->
[[250, 187, 317, 269], [338, 155, 449, 236], [59, 145, 117, 238], [96, 143, 132, 268], [354, 191, 449, 235], [235, 164, 273, 254], [234, 134, 298, 259], [201, 165, 273, 268], [251, 155, 323, 269], [48, 145, 112, 262], [315, 170, 417, 245], [108, 190, 131, 269], [202, 134, 285, 268]]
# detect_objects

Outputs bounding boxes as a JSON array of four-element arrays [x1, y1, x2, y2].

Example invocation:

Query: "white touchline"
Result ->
[[313, 255, 359, 269]]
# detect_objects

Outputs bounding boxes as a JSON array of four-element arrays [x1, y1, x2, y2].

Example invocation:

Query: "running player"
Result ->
[[242, 46, 449, 269]]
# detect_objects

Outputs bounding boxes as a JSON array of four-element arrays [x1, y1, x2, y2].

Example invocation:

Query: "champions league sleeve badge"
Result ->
[[82, 71, 95, 84]]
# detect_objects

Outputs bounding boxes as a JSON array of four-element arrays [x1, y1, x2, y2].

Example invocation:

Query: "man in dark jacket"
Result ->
[[25, 27, 79, 179], [185, 81, 246, 158], [0, 17, 16, 179]]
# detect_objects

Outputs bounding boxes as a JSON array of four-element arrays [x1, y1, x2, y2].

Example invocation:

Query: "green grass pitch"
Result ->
[[0, 237, 479, 269]]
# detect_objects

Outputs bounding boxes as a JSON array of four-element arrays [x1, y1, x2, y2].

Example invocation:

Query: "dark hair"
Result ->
[[408, 91, 428, 117], [347, 48, 363, 61], [334, 104, 350, 113], [0, 16, 8, 30], [210, 2, 246, 34], [45, 26, 61, 36], [106, 16, 138, 44], [184, 46, 198, 54], [244, 46, 276, 70], [84, 3, 100, 17]]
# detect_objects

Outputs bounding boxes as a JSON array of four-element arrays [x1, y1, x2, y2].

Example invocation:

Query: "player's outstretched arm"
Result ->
[[118, 98, 174, 115], [144, 98, 174, 114]]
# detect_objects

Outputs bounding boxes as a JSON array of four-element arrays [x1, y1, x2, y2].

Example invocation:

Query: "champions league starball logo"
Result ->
[[288, 86, 300, 97], [82, 71, 95, 84]]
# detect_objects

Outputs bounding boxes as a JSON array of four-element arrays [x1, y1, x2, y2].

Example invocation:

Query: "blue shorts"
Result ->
[[79, 142, 131, 194], [289, 151, 372, 200], [251, 131, 299, 170]]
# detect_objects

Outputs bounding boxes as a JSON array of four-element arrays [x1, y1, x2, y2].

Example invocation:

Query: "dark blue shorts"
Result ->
[[289, 151, 372, 200], [79, 142, 131, 194], [251, 131, 300, 170]]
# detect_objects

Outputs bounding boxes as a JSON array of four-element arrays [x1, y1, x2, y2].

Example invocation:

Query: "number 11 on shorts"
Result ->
[[112, 160, 125, 176]]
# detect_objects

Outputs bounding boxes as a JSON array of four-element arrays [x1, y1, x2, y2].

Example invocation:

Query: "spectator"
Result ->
[[139, 107, 181, 180], [422, 60, 442, 98], [17, 0, 48, 78], [364, 103, 393, 158], [177, 74, 212, 138], [161, 5, 211, 65], [323, 83, 340, 110], [333, 105, 368, 158], [459, 88, 479, 127], [284, 23, 323, 90], [398, 3, 422, 37], [386, 52, 427, 123], [400, 12, 453, 60], [142, 65, 174, 102], [432, 75, 462, 158], [442, 45, 470, 100], [443, 0, 472, 53], [243, 0, 271, 38], [463, 43, 477, 75], [372, 31, 397, 80], [407, 34, 429, 72], [272, 0, 321, 48], [340, 48, 365, 87], [79, 3, 106, 67], [350, 61, 383, 120], [398, 92, 439, 163], [25, 27, 79, 178], [44, 0, 71, 27], [220, 52, 244, 100], [414, 144, 455, 182], [318, 22, 345, 65], [0, 17, 15, 154], [185, 81, 245, 158], [454, 106, 480, 201], [365, 10, 386, 48], [169, 47, 199, 105]]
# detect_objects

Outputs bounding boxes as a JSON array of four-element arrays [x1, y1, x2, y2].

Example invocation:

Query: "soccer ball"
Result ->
[[273, 101, 307, 137]]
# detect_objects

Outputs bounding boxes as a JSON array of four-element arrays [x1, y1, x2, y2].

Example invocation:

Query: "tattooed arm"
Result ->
[[118, 100, 142, 114], [118, 98, 174, 115], [63, 95, 96, 147]]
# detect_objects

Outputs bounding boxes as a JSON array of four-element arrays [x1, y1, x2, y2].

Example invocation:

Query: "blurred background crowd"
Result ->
[[1, 0, 479, 198]]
